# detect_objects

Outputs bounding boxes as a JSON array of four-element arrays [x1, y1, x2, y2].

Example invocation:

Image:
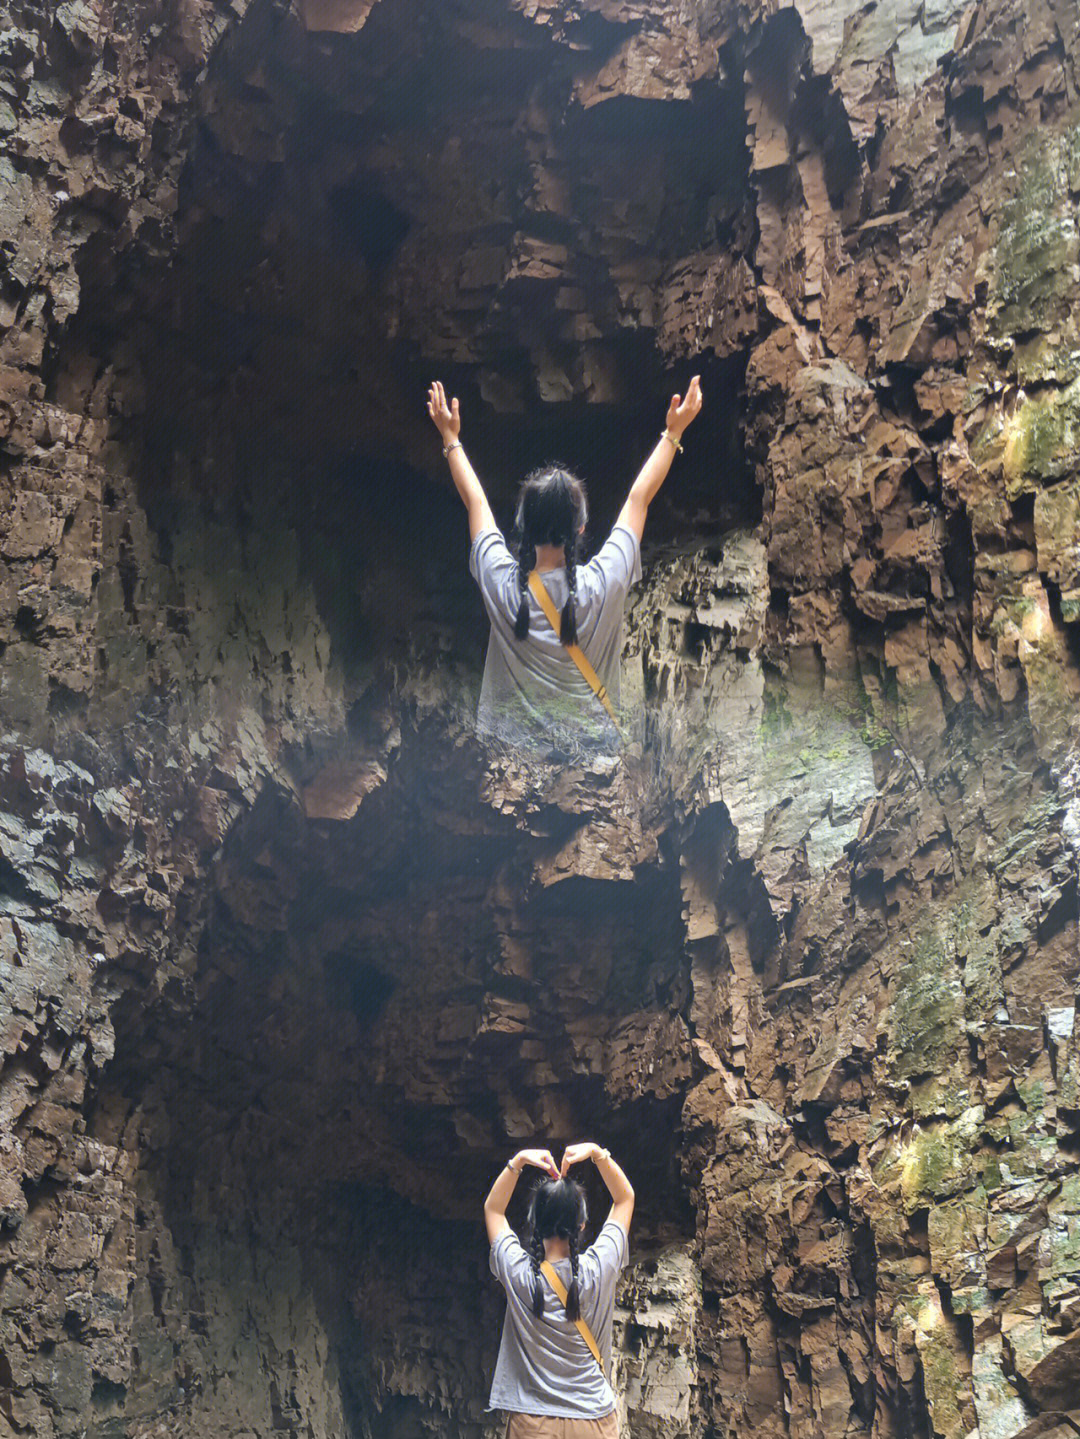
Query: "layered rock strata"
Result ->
[[1, 0, 1079, 1437]]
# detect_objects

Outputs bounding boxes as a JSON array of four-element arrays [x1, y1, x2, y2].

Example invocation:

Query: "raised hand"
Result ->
[[427, 379, 461, 445], [516, 1148, 560, 1179], [665, 374, 703, 437], [560, 1142, 598, 1176]]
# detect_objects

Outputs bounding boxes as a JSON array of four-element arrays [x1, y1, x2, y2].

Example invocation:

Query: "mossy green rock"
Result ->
[[1042, 1175, 1080, 1286], [954, 880, 1005, 1026], [1001, 375, 1080, 497], [985, 125, 1080, 383], [895, 1284, 970, 1439], [972, 1336, 1034, 1439], [1034, 480, 1080, 622], [887, 922, 965, 1084], [874, 1109, 981, 1211], [927, 1188, 987, 1300]]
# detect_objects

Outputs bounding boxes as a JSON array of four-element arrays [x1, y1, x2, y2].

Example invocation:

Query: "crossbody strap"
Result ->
[[527, 572, 623, 737], [539, 1260, 606, 1378]]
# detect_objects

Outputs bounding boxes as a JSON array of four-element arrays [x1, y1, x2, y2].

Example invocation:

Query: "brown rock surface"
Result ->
[[0, 0, 1078, 1436]]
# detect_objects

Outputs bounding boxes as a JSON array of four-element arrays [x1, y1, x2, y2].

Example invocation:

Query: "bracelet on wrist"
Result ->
[[505, 1158, 521, 1173], [661, 429, 683, 453], [594, 1147, 611, 1163], [443, 438, 462, 458]]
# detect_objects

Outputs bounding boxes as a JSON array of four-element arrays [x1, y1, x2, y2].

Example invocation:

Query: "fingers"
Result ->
[[676, 375, 703, 419], [560, 1144, 587, 1175], [429, 382, 463, 440], [524, 1149, 559, 1177], [429, 382, 459, 425], [664, 378, 703, 422]]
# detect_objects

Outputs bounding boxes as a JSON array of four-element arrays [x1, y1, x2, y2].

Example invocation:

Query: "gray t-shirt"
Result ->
[[468, 524, 643, 755], [487, 1217, 629, 1418]]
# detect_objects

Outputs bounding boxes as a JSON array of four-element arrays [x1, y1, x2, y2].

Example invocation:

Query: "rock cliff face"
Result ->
[[1, 1, 1079, 1437]]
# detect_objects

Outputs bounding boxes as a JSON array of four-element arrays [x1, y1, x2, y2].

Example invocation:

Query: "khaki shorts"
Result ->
[[507, 1411, 619, 1439]]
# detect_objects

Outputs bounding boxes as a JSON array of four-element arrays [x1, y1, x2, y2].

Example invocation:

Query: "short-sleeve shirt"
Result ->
[[487, 1218, 629, 1418], [468, 524, 643, 755]]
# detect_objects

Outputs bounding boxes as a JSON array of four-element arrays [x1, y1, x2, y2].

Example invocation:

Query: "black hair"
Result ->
[[513, 466, 588, 648], [526, 1177, 587, 1321]]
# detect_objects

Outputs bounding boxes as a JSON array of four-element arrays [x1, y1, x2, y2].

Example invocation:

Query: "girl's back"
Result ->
[[425, 372, 702, 751], [469, 523, 641, 750], [488, 1218, 628, 1418]]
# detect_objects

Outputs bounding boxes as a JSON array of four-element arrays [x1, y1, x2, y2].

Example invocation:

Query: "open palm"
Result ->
[[665, 374, 702, 436], [427, 380, 460, 443]]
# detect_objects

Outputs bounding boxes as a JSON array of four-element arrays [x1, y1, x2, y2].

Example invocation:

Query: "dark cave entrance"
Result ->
[[56, 1, 763, 1430], [94, 748, 698, 1437], [49, 0, 760, 693]]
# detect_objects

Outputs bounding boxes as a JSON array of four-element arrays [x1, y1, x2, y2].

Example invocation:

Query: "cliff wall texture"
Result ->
[[0, 0, 1078, 1437]]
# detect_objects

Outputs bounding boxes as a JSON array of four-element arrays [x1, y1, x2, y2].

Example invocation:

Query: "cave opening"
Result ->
[[91, 739, 699, 1437], [48, 0, 760, 700]]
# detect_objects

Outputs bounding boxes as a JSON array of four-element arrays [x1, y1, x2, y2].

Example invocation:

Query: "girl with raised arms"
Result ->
[[482, 1142, 635, 1439], [426, 378, 703, 753]]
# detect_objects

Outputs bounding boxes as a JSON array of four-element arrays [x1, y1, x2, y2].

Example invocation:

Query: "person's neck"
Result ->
[[543, 1236, 571, 1261], [534, 543, 566, 573]]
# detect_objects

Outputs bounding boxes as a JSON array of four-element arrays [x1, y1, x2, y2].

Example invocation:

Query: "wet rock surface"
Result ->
[[1, 0, 1079, 1436]]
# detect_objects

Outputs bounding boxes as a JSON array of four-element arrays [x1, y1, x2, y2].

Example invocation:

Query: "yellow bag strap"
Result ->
[[527, 572, 623, 737], [539, 1260, 606, 1378]]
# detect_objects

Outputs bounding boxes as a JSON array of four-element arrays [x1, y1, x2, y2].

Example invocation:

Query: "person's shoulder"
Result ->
[[471, 524, 509, 560], [599, 1215, 628, 1242], [491, 1228, 538, 1298], [587, 1217, 629, 1270], [603, 524, 641, 565], [470, 525, 519, 585], [491, 1226, 531, 1276], [492, 1224, 524, 1253], [580, 524, 641, 596]]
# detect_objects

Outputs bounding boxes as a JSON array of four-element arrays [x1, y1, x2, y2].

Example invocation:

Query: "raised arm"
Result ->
[[483, 1147, 560, 1245], [427, 380, 497, 541], [616, 375, 703, 542], [561, 1142, 634, 1235]]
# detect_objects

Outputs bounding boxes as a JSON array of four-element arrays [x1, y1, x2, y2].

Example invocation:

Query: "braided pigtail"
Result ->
[[525, 1177, 588, 1320], [529, 1228, 546, 1317], [565, 1225, 582, 1321], [515, 539, 536, 640], [513, 465, 587, 644], [559, 527, 581, 648]]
